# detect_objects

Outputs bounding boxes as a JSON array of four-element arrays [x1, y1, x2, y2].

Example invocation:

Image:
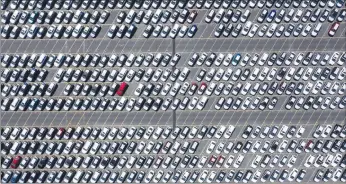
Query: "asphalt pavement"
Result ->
[[1, 3, 346, 184]]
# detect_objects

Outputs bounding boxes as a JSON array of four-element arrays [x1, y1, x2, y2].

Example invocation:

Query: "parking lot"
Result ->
[[1, 0, 346, 183]]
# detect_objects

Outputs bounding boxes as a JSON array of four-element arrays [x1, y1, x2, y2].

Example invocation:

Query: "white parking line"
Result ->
[[4, 112, 16, 127]]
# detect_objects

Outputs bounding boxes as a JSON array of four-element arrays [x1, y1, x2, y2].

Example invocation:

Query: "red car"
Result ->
[[197, 82, 207, 95], [328, 22, 340, 37], [216, 155, 225, 168], [116, 82, 128, 96], [305, 140, 314, 152], [11, 156, 21, 169], [55, 128, 65, 139], [207, 155, 217, 167]]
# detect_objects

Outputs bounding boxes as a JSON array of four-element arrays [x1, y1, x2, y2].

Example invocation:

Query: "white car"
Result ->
[[241, 21, 252, 36], [214, 68, 225, 81], [178, 67, 190, 81], [311, 23, 322, 37], [161, 83, 172, 96], [116, 97, 128, 111], [224, 125, 235, 139], [169, 24, 180, 39], [293, 9, 303, 22], [205, 82, 216, 96], [178, 25, 188, 37], [72, 24, 83, 38], [233, 154, 244, 168], [304, 155, 316, 167], [329, 52, 340, 65], [214, 9, 225, 23], [27, 24, 38, 38], [144, 170, 155, 183], [125, 98, 136, 111], [188, 96, 199, 110], [107, 25, 118, 38], [248, 24, 259, 37], [205, 68, 216, 82], [224, 155, 235, 168], [302, 23, 313, 37], [222, 68, 233, 81], [266, 23, 277, 37], [215, 126, 226, 139], [206, 141, 216, 154], [206, 171, 217, 183], [169, 82, 181, 97], [251, 155, 262, 168], [296, 126, 305, 138], [198, 170, 208, 183], [196, 96, 208, 110]]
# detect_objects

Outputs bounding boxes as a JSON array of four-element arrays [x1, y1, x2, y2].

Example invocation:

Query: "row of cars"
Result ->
[[116, 9, 197, 25], [3, 94, 344, 113], [285, 95, 346, 110], [187, 52, 346, 67], [1, 82, 58, 97], [305, 154, 345, 168], [206, 7, 346, 25], [214, 21, 323, 38], [1, 125, 344, 154], [2, 51, 344, 69], [1, 53, 181, 68], [52, 67, 189, 83], [0, 68, 47, 82], [1, 24, 101, 39], [176, 80, 345, 98], [2, 138, 199, 156], [207, 138, 346, 155], [4, 150, 342, 173], [1, 168, 323, 183], [135, 79, 345, 97], [2, 0, 344, 10], [205, 7, 345, 24], [1, 10, 109, 25], [0, 95, 207, 112], [196, 66, 345, 82], [212, 95, 279, 110], [255, 8, 346, 24], [141, 23, 197, 38], [0, 125, 237, 141], [62, 83, 128, 97]]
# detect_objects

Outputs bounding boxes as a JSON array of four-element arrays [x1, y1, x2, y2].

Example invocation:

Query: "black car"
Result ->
[[267, 53, 277, 66], [232, 97, 243, 110], [234, 170, 244, 183], [302, 52, 314, 65], [207, 126, 217, 138], [152, 142, 162, 154], [294, 82, 304, 95], [242, 125, 253, 139], [189, 171, 199, 183], [285, 82, 296, 95], [135, 156, 145, 168], [243, 141, 252, 153], [233, 141, 243, 153], [268, 82, 278, 95], [284, 24, 294, 36], [216, 170, 226, 183], [38, 156, 48, 169], [269, 126, 279, 138], [287, 126, 297, 138]]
